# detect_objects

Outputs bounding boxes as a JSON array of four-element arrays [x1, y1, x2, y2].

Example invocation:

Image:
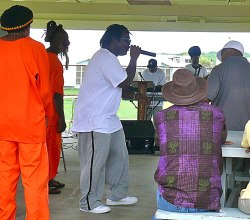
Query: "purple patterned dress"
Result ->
[[154, 102, 227, 210]]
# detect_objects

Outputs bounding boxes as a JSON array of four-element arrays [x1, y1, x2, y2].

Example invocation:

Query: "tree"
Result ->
[[199, 56, 211, 67]]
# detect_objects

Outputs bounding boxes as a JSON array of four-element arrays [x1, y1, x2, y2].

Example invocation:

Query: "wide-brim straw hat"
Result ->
[[162, 69, 208, 105]]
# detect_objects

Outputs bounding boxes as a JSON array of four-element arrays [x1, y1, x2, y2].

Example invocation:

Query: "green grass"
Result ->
[[64, 97, 76, 129], [63, 97, 137, 129], [63, 88, 173, 129], [64, 88, 79, 96], [117, 100, 137, 119]]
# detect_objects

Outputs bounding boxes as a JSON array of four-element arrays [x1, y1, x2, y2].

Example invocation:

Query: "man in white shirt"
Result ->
[[185, 46, 208, 77], [142, 59, 166, 122], [71, 24, 149, 214]]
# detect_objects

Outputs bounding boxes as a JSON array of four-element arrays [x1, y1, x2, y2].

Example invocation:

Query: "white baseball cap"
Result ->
[[217, 40, 244, 61]]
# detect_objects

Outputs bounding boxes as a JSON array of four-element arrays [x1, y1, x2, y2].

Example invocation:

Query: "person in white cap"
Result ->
[[203, 40, 250, 131]]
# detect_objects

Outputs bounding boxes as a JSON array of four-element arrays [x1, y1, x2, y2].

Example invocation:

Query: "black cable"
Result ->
[[130, 100, 138, 109]]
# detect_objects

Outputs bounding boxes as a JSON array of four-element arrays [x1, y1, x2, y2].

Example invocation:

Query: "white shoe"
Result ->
[[106, 196, 138, 206], [80, 205, 111, 214]]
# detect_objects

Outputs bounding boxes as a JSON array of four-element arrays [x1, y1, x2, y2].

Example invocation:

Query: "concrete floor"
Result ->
[[15, 137, 160, 220]]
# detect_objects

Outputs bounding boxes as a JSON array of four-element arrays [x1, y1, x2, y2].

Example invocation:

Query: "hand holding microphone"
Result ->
[[130, 45, 156, 58], [130, 45, 141, 60]]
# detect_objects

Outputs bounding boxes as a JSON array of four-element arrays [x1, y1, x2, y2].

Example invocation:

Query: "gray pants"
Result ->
[[78, 128, 129, 210]]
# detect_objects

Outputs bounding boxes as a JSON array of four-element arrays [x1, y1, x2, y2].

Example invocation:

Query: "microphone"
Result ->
[[140, 50, 156, 57]]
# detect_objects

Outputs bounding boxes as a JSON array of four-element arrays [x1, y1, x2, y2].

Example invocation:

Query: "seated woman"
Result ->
[[151, 69, 227, 219]]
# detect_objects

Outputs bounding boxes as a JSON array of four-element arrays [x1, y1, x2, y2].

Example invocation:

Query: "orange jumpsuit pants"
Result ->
[[46, 125, 62, 181], [0, 141, 50, 220]]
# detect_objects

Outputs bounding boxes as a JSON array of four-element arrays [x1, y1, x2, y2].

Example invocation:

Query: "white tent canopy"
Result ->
[[1, 0, 250, 32]]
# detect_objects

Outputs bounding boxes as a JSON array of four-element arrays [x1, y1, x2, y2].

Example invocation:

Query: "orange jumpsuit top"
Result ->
[[0, 37, 53, 143], [46, 52, 64, 126]]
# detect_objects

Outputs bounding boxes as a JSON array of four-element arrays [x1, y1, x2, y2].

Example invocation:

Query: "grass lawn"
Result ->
[[64, 88, 79, 96], [64, 97, 76, 129], [63, 88, 173, 129], [64, 98, 172, 128], [64, 98, 137, 128], [117, 100, 137, 119]]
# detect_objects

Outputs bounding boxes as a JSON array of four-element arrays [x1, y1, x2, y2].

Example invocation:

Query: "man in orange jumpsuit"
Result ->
[[0, 5, 53, 220], [45, 21, 70, 194]]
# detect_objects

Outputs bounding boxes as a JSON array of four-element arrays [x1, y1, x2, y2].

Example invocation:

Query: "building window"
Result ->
[[76, 65, 86, 86], [165, 69, 170, 82], [173, 57, 180, 63]]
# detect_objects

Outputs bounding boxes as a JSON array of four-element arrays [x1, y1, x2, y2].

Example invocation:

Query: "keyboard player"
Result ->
[[141, 59, 166, 123]]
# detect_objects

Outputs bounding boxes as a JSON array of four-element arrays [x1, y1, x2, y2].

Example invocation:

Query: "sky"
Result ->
[[30, 28, 250, 65]]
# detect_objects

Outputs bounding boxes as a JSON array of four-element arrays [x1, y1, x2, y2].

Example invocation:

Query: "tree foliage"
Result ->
[[199, 56, 211, 67], [201, 52, 217, 66]]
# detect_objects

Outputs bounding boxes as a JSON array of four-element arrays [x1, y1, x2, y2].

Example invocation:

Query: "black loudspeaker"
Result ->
[[121, 120, 155, 154]]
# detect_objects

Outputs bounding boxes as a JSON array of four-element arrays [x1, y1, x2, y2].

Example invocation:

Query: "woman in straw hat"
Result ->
[[0, 5, 53, 220], [151, 69, 227, 219]]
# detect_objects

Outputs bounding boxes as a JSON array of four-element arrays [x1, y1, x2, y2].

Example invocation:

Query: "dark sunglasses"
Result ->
[[121, 37, 131, 44]]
